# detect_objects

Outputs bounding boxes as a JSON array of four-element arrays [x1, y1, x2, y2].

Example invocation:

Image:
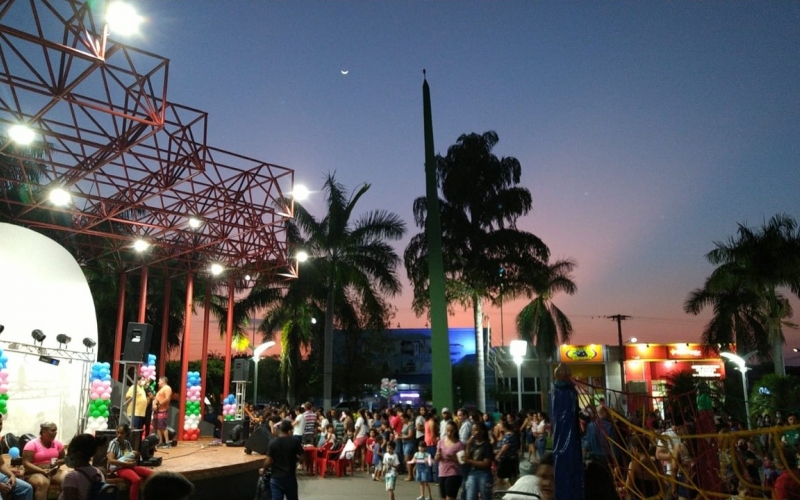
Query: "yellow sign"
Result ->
[[560, 345, 604, 363]]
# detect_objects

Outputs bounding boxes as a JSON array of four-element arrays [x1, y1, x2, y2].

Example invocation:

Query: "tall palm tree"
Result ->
[[685, 214, 800, 375], [515, 259, 577, 410], [292, 173, 405, 410], [405, 131, 549, 412]]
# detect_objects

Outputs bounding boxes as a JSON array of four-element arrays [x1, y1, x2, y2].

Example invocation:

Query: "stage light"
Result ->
[[31, 329, 46, 344], [48, 188, 71, 206], [56, 334, 71, 347], [210, 263, 224, 276], [292, 184, 309, 201], [105, 2, 142, 36], [83, 338, 96, 351], [244, 274, 251, 281], [296, 251, 309, 263], [133, 239, 149, 252], [8, 124, 34, 145], [188, 217, 203, 229]]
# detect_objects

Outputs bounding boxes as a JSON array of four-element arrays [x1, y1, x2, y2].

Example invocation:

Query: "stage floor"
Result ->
[[152, 438, 263, 481]]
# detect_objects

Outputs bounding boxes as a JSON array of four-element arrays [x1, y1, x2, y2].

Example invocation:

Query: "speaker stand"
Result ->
[[233, 381, 246, 421], [116, 360, 143, 427]]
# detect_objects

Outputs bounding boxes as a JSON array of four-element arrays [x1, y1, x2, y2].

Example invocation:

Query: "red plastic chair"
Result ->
[[315, 443, 338, 477], [317, 443, 346, 478], [331, 447, 354, 477]]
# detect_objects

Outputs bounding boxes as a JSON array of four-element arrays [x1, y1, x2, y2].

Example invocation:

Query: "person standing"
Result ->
[[435, 421, 464, 500], [153, 377, 173, 448], [382, 441, 400, 500], [262, 420, 304, 500], [300, 402, 317, 445], [124, 378, 150, 430], [0, 413, 33, 500]]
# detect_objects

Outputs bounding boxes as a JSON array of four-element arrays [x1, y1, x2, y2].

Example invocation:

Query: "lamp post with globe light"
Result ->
[[720, 351, 757, 429], [510, 340, 528, 411]]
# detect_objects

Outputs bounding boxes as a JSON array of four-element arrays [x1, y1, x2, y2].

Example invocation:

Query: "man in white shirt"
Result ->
[[439, 408, 452, 442], [292, 407, 305, 444]]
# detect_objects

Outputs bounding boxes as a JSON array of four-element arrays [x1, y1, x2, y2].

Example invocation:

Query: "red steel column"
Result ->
[[178, 272, 193, 440], [158, 278, 171, 376], [137, 266, 148, 323], [112, 272, 128, 381], [200, 282, 211, 418], [223, 277, 234, 397]]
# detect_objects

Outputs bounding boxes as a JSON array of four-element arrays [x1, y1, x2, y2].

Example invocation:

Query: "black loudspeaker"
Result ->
[[122, 323, 153, 362], [244, 426, 272, 455], [233, 358, 249, 381], [222, 419, 246, 444]]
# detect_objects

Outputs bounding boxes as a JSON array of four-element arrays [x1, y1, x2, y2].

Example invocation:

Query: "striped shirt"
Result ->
[[303, 410, 317, 436]]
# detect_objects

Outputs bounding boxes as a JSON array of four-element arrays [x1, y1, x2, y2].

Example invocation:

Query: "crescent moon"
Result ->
[[341, 70, 349, 75]]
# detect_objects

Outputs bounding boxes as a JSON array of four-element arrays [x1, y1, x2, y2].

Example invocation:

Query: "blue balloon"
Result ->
[[103, 375, 111, 381], [0, 356, 8, 365], [8, 447, 19, 459]]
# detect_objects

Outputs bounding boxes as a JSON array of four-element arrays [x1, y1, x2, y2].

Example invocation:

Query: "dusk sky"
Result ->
[[125, 2, 800, 357]]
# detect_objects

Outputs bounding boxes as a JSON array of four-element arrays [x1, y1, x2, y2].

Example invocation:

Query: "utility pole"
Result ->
[[606, 314, 631, 391], [499, 266, 506, 346]]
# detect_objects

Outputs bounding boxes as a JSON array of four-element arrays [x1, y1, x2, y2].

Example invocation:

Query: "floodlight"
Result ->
[[105, 2, 142, 36], [48, 188, 71, 206], [8, 124, 34, 145], [244, 274, 251, 281], [133, 239, 149, 252], [210, 263, 224, 276], [509, 340, 528, 359], [56, 334, 71, 347], [296, 251, 309, 263], [188, 217, 203, 229], [630, 337, 638, 343], [31, 329, 46, 344], [292, 185, 309, 201], [83, 338, 97, 351]]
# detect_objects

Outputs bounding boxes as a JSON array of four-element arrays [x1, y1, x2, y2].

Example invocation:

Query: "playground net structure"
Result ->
[[573, 378, 800, 500]]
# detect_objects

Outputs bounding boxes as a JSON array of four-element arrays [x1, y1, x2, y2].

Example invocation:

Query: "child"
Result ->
[[383, 441, 399, 500], [413, 440, 433, 500], [371, 434, 384, 480]]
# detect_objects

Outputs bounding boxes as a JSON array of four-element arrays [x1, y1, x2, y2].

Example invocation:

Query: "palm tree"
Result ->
[[685, 214, 800, 375], [291, 173, 405, 410], [515, 259, 577, 410], [405, 131, 549, 412]]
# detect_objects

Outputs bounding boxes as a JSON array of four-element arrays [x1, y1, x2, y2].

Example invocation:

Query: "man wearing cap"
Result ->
[[440, 408, 452, 442]]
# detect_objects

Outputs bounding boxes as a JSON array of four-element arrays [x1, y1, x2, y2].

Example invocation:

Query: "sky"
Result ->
[[121, 2, 800, 357]]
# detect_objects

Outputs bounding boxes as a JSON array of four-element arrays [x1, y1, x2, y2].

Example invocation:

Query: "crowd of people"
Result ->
[[253, 402, 554, 500]]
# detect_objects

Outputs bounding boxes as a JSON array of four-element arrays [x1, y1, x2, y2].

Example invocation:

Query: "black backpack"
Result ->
[[77, 468, 118, 500]]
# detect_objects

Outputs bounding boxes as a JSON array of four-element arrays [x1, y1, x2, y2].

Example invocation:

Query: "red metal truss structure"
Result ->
[[0, 0, 296, 278]]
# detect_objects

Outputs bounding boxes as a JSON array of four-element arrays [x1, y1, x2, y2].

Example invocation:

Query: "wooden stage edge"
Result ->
[[153, 437, 263, 482]]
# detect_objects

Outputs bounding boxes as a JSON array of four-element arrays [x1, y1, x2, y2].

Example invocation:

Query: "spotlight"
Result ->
[[82, 338, 97, 352], [133, 239, 149, 252], [48, 188, 71, 206], [188, 217, 203, 229], [8, 124, 34, 145], [209, 263, 223, 276], [296, 251, 309, 263], [244, 274, 251, 281], [56, 334, 71, 347], [31, 329, 46, 344]]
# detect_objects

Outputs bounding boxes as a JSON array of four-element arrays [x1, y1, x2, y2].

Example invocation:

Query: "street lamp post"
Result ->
[[252, 341, 276, 405], [510, 340, 528, 411], [720, 351, 757, 429]]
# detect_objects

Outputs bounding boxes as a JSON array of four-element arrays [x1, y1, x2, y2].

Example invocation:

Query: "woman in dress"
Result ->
[[435, 421, 464, 500], [401, 413, 416, 481], [22, 422, 67, 500], [535, 412, 550, 463], [354, 408, 370, 472], [107, 424, 153, 500]]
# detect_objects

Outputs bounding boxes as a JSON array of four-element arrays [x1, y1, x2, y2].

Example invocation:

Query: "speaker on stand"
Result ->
[[122, 323, 153, 362]]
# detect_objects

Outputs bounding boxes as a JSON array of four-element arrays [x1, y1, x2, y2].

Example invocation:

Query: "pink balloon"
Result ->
[[103, 381, 111, 389], [101, 392, 111, 400], [91, 392, 100, 399], [0, 385, 8, 394]]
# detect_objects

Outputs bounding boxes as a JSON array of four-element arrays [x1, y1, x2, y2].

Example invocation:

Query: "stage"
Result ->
[[150, 438, 263, 499]]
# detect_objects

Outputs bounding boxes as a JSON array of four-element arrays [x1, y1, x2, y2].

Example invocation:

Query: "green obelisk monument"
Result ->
[[422, 71, 452, 410]]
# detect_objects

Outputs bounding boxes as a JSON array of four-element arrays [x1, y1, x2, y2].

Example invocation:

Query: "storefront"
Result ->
[[558, 344, 608, 408], [624, 343, 726, 417]]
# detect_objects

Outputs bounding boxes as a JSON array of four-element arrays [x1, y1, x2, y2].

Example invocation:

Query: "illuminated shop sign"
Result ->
[[690, 364, 722, 378], [560, 345, 604, 363]]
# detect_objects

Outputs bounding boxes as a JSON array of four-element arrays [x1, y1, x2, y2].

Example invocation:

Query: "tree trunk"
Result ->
[[538, 348, 551, 413], [769, 286, 785, 376], [473, 294, 486, 412], [323, 279, 335, 410]]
